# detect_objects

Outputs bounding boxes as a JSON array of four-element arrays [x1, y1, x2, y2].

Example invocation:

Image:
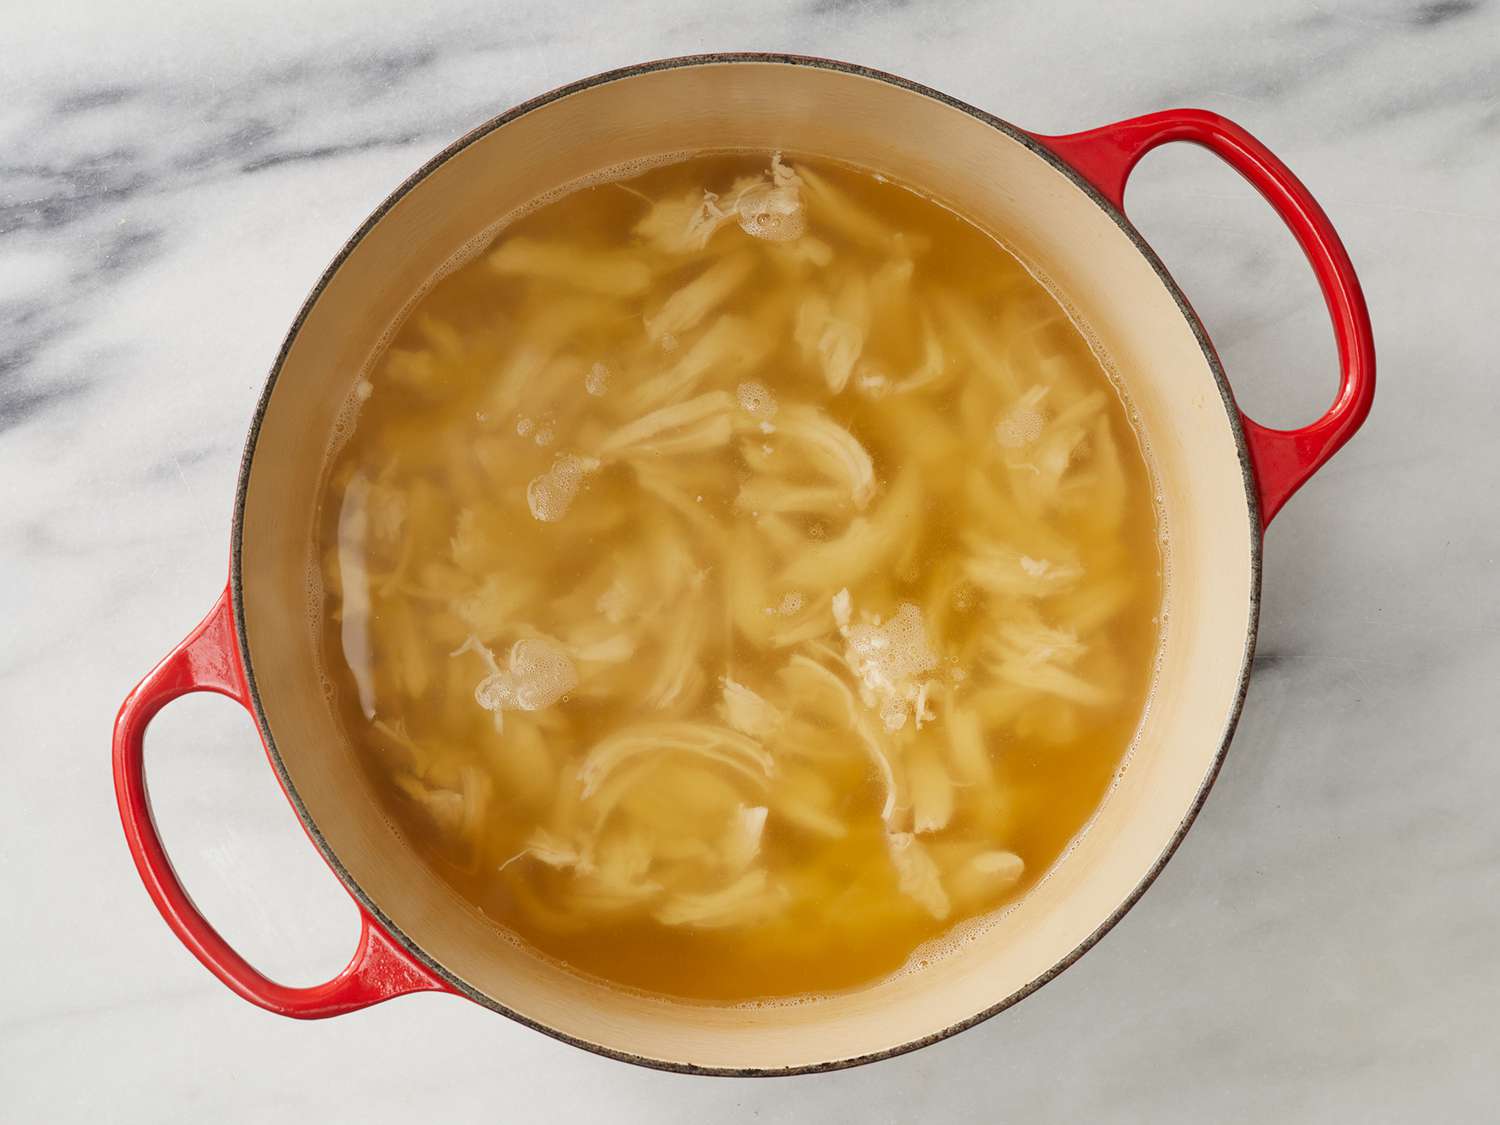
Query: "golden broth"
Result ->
[[316, 152, 1163, 1002]]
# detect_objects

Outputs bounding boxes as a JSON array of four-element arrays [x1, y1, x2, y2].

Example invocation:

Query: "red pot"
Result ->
[[113, 54, 1372, 1074]]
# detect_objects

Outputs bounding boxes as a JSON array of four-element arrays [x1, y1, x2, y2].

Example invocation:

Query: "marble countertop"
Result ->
[[4, 1, 1497, 1120]]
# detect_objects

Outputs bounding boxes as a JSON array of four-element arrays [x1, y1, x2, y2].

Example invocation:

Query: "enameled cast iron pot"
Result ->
[[113, 54, 1374, 1074]]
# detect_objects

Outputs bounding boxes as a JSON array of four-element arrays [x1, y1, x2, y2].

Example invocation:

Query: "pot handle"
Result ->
[[1033, 109, 1374, 527], [112, 586, 452, 1017]]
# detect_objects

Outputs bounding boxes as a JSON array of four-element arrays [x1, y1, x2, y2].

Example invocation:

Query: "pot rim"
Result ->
[[228, 51, 1262, 1076]]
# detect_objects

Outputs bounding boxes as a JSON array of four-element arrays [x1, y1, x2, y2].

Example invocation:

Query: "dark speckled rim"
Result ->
[[229, 52, 1261, 1076]]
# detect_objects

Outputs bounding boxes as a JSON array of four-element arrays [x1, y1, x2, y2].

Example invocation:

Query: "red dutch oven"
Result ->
[[113, 54, 1373, 1074]]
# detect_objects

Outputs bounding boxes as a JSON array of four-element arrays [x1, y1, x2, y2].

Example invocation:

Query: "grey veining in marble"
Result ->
[[2, 1, 1497, 1121]]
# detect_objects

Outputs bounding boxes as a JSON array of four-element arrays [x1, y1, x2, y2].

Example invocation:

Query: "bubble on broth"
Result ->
[[736, 379, 778, 421], [995, 386, 1047, 448], [767, 591, 803, 616], [303, 557, 322, 626], [526, 453, 599, 523], [469, 637, 578, 720], [585, 362, 610, 396], [840, 599, 940, 734]]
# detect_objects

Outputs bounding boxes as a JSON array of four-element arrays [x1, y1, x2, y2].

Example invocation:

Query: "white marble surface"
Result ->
[[3, 0, 1497, 1119]]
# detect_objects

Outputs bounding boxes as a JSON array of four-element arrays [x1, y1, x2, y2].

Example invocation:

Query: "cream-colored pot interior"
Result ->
[[237, 59, 1258, 1072]]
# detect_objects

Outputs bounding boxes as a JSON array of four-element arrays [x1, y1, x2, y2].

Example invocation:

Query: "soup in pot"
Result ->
[[315, 152, 1163, 1002]]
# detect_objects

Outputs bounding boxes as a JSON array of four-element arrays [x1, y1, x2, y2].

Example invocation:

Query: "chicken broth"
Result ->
[[317, 152, 1164, 1002]]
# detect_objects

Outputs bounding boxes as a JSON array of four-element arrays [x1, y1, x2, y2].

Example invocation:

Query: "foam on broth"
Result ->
[[313, 152, 1165, 1002]]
